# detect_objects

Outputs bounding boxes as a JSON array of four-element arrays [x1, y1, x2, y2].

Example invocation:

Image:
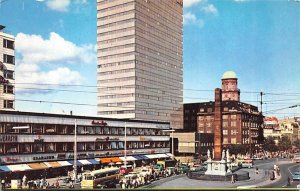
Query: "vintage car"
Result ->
[[292, 171, 300, 181]]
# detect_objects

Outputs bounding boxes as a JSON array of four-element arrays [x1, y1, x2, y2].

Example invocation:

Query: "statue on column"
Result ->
[[226, 149, 230, 161], [207, 149, 211, 159], [222, 150, 225, 160]]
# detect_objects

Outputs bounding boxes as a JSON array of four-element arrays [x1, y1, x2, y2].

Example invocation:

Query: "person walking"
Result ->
[[287, 177, 291, 186], [1, 178, 5, 190], [231, 174, 235, 184]]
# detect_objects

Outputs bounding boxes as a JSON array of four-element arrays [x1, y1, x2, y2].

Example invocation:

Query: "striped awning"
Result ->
[[145, 154, 159, 159], [68, 160, 83, 166], [78, 160, 91, 165], [7, 164, 32, 172], [87, 159, 99, 165], [27, 163, 48, 170], [0, 166, 10, 172], [44, 161, 62, 168], [57, 161, 72, 166], [99, 157, 122, 163], [119, 156, 137, 161], [157, 153, 169, 158]]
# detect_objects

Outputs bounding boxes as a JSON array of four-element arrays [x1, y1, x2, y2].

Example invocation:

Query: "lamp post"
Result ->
[[124, 121, 127, 168], [163, 129, 175, 158], [73, 119, 77, 184]]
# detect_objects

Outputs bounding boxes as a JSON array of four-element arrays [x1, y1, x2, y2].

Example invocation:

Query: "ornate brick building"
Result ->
[[183, 71, 264, 152]]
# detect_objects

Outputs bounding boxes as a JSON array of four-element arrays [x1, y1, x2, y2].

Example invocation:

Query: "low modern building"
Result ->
[[0, 110, 172, 179], [0, 25, 15, 111]]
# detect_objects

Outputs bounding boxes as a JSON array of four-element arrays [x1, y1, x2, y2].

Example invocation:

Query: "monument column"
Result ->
[[214, 88, 222, 160]]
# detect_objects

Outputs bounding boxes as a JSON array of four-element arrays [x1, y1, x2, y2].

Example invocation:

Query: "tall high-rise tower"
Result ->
[[97, 0, 183, 128], [221, 71, 240, 101], [0, 25, 15, 110]]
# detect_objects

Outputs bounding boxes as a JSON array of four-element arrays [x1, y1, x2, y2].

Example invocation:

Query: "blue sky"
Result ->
[[0, 0, 299, 119]]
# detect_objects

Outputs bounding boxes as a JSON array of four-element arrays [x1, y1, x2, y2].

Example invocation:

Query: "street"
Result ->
[[143, 158, 298, 189]]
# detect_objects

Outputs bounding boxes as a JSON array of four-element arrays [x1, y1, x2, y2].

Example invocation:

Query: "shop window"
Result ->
[[33, 144, 43, 153], [95, 127, 102, 134], [111, 128, 117, 135], [86, 127, 94, 134], [95, 143, 103, 150], [66, 126, 74, 134], [118, 128, 124, 135], [111, 142, 117, 149], [126, 128, 131, 135], [57, 143, 64, 152], [45, 143, 55, 152], [32, 125, 43, 134], [103, 127, 110, 134], [78, 143, 85, 151], [57, 125, 66, 134], [7, 144, 18, 153], [118, 142, 124, 149], [45, 124, 56, 134], [5, 124, 17, 133], [67, 143, 74, 151], [77, 126, 85, 134], [86, 143, 95, 151]]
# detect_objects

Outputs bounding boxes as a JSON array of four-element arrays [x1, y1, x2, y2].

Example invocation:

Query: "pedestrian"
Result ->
[[55, 179, 60, 188], [1, 178, 5, 190], [287, 177, 291, 186], [231, 174, 235, 184]]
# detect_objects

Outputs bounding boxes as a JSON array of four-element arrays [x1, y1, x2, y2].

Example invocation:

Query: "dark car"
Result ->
[[179, 165, 189, 174]]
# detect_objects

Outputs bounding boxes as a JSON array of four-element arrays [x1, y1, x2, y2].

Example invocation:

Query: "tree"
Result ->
[[262, 137, 278, 152], [278, 136, 292, 151], [227, 144, 248, 155]]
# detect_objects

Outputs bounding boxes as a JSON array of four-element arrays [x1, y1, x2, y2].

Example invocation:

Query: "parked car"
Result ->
[[179, 165, 189, 174], [292, 172, 300, 181]]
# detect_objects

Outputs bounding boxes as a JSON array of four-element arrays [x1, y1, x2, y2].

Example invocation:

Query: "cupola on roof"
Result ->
[[222, 71, 237, 79]]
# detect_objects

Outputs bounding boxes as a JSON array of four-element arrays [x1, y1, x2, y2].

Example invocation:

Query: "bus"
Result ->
[[81, 167, 120, 189]]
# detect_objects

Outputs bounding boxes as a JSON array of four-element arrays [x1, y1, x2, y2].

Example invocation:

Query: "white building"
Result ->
[[0, 25, 15, 110], [97, 0, 183, 129]]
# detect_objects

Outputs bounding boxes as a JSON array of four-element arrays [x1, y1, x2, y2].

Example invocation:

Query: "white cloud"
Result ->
[[46, 0, 70, 12], [202, 4, 218, 15], [183, 0, 202, 8], [14, 32, 94, 94], [15, 64, 84, 94], [15, 32, 95, 65], [183, 12, 205, 28]]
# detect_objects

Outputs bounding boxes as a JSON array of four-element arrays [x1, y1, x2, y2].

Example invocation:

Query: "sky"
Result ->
[[0, 0, 299, 119]]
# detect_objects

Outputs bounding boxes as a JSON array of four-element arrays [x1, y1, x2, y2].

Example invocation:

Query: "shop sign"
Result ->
[[0, 135, 17, 142], [33, 155, 55, 161], [57, 154, 66, 159], [96, 137, 119, 141], [91, 120, 107, 126], [5, 157, 20, 163]]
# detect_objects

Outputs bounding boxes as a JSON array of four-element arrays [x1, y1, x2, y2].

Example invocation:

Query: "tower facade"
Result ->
[[0, 25, 15, 110], [97, 0, 183, 128], [221, 71, 240, 101]]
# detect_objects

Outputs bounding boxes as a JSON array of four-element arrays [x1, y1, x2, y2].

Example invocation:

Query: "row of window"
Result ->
[[98, 1, 134, 13], [98, 60, 134, 68], [0, 124, 169, 136], [3, 39, 14, 50], [0, 141, 169, 154], [223, 130, 238, 135]]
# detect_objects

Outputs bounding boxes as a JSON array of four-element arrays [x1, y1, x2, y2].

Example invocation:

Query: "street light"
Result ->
[[73, 119, 77, 185], [124, 121, 127, 168], [162, 129, 175, 158]]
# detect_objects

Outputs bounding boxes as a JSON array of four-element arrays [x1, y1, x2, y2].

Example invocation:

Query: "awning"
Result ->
[[100, 157, 122, 163], [157, 153, 169, 158], [87, 159, 99, 165], [57, 161, 72, 166], [44, 162, 62, 168], [145, 154, 159, 159], [78, 160, 91, 165], [68, 160, 83, 166], [140, 155, 149, 160], [0, 166, 10, 172], [133, 155, 144, 160], [119, 156, 137, 161], [7, 164, 32, 172], [28, 163, 48, 170]]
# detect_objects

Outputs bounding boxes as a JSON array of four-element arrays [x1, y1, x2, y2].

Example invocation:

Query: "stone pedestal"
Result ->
[[205, 159, 230, 176]]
